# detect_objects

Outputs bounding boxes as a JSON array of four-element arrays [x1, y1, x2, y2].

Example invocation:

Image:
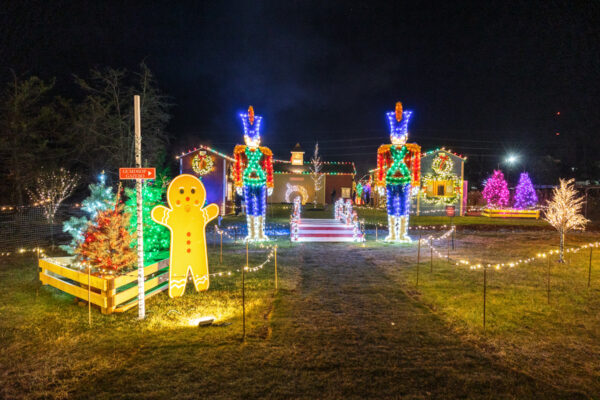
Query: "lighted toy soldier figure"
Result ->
[[377, 102, 421, 242], [233, 106, 274, 241]]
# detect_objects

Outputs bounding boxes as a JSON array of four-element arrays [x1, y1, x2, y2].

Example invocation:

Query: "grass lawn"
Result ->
[[0, 238, 287, 399], [383, 230, 600, 397], [1, 217, 599, 398]]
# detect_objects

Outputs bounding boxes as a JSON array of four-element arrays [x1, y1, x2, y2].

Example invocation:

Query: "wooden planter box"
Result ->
[[39, 257, 169, 314], [482, 208, 540, 219]]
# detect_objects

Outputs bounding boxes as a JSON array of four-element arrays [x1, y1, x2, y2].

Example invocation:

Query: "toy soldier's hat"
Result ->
[[386, 102, 413, 141], [239, 106, 263, 142]]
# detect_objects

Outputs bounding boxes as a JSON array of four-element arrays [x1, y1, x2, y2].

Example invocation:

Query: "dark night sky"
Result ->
[[2, 0, 599, 182]]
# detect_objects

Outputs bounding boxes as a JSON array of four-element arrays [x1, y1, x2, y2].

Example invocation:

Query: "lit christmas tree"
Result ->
[[124, 175, 170, 263], [310, 142, 324, 207], [513, 172, 538, 209], [61, 174, 114, 254], [545, 179, 589, 262], [75, 204, 137, 275], [482, 170, 510, 208]]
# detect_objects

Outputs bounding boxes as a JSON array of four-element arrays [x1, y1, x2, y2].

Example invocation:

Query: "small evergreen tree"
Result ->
[[482, 170, 510, 208], [513, 172, 538, 209], [61, 175, 114, 254], [75, 204, 136, 275], [124, 174, 170, 263]]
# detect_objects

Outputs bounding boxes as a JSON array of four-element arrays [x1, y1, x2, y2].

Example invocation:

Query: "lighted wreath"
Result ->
[[192, 153, 214, 176], [432, 153, 454, 175], [285, 183, 309, 204]]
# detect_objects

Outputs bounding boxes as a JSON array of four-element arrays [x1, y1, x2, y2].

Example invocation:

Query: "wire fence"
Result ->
[[0, 203, 290, 253], [0, 203, 84, 252]]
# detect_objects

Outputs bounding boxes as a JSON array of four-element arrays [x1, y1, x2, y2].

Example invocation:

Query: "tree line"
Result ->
[[0, 62, 171, 205]]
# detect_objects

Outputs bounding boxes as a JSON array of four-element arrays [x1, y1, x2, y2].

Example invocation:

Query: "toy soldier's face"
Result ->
[[244, 134, 260, 148], [391, 134, 407, 146]]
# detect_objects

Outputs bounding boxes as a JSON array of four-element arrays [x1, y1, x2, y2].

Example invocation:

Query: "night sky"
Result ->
[[3, 1, 599, 183]]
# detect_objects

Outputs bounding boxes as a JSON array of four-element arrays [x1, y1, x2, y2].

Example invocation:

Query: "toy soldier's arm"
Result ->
[[377, 145, 390, 186], [233, 145, 246, 188], [260, 147, 274, 190], [404, 143, 421, 186]]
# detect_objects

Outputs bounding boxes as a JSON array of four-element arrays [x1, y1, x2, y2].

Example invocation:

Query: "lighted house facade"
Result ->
[[270, 143, 356, 205], [177, 145, 235, 215], [414, 149, 467, 216]]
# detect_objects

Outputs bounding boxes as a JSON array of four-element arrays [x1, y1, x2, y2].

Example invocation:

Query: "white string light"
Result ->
[[419, 232, 600, 271]]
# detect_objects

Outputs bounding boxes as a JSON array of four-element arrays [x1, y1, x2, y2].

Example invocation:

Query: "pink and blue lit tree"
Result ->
[[482, 170, 510, 208], [513, 172, 538, 209]]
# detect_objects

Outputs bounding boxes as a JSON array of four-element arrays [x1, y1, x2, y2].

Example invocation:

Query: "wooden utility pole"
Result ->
[[134, 95, 145, 320]]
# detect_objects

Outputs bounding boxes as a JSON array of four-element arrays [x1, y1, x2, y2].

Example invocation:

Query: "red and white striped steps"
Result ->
[[295, 218, 360, 242]]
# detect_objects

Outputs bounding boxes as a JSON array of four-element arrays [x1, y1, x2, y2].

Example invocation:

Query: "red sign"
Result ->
[[445, 205, 456, 217], [119, 168, 156, 180]]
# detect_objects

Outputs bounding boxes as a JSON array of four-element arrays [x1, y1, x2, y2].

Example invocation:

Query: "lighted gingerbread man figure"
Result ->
[[151, 174, 219, 298]]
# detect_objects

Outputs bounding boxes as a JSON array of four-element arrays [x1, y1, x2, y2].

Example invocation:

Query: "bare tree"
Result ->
[[544, 179, 589, 262], [72, 62, 171, 172], [310, 142, 324, 208], [27, 168, 79, 245]]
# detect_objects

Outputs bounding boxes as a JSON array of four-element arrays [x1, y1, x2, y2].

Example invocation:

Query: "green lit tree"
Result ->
[[125, 173, 170, 263], [61, 174, 114, 254]]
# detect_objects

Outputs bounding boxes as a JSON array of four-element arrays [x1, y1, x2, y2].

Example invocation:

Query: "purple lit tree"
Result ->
[[513, 172, 538, 209], [482, 170, 510, 208]]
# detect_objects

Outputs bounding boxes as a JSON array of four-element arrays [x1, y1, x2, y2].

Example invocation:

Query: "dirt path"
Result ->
[[265, 243, 583, 399]]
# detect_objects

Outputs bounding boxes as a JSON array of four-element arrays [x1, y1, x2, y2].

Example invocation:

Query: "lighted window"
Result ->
[[291, 152, 304, 165], [437, 184, 445, 196]]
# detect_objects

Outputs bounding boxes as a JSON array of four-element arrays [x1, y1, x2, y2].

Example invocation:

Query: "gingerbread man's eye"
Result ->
[[179, 188, 184, 194], [191, 188, 196, 194]]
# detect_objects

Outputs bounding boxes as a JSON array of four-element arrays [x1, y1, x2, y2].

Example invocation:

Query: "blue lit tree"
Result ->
[[61, 174, 114, 254]]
